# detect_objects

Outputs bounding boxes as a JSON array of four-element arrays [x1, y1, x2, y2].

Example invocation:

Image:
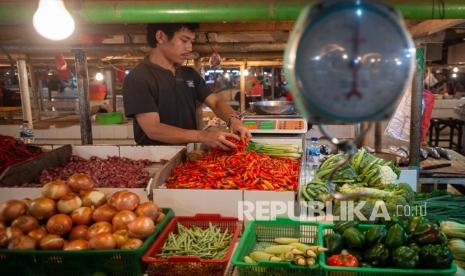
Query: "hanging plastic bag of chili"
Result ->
[[421, 90, 435, 143]]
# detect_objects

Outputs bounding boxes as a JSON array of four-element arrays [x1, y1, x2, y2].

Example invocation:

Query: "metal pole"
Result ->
[[17, 59, 33, 129], [240, 63, 246, 113], [28, 63, 41, 122], [104, 69, 115, 112], [374, 122, 382, 153], [271, 67, 275, 99], [74, 50, 93, 145], [37, 77, 44, 114], [409, 47, 425, 169]]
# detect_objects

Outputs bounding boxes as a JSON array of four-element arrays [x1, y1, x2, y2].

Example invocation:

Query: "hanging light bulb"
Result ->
[[33, 0, 75, 41], [244, 69, 249, 77], [453, 67, 459, 73], [95, 72, 104, 81], [452, 73, 458, 78]]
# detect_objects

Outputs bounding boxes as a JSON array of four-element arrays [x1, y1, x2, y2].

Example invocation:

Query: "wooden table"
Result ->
[[419, 149, 465, 192]]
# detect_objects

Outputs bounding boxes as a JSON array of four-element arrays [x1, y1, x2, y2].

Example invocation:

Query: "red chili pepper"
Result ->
[[165, 139, 300, 191]]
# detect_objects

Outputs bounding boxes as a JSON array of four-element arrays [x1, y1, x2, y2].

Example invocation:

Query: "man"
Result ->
[[123, 23, 251, 149]]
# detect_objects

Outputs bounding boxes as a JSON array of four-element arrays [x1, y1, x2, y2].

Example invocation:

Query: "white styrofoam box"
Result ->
[[0, 188, 42, 202], [399, 169, 418, 192], [153, 189, 242, 217], [119, 145, 185, 162], [72, 145, 120, 159], [127, 123, 134, 139], [242, 191, 296, 221], [0, 125, 18, 137]]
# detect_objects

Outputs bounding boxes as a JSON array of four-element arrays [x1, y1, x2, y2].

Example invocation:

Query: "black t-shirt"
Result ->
[[123, 58, 212, 145]]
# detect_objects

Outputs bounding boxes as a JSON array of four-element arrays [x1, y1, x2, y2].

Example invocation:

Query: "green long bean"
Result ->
[[158, 223, 233, 259]]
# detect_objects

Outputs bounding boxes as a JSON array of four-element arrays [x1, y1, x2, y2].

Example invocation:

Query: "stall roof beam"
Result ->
[[1, 0, 465, 25]]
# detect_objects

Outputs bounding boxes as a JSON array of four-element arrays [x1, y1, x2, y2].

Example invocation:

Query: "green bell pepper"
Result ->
[[343, 227, 365, 249], [392, 246, 419, 269], [409, 242, 421, 253], [407, 216, 423, 234], [413, 223, 442, 245], [364, 243, 390, 267], [419, 244, 453, 269], [365, 226, 387, 247], [334, 221, 359, 234], [385, 224, 407, 248], [324, 232, 344, 256]]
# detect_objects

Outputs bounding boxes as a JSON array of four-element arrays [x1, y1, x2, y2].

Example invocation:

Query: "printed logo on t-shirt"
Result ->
[[186, 80, 195, 88]]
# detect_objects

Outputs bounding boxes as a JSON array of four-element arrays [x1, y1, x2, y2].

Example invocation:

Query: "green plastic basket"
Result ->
[[318, 223, 457, 276], [231, 218, 322, 276], [0, 208, 174, 276]]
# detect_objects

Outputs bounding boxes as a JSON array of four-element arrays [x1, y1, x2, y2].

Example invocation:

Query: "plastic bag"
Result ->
[[385, 86, 412, 141], [384, 88, 434, 143], [421, 90, 435, 143]]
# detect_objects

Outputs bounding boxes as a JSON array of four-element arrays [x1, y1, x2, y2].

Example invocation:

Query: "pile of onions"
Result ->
[[0, 175, 164, 251]]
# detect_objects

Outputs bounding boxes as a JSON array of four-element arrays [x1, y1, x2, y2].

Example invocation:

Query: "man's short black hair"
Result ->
[[146, 23, 199, 48]]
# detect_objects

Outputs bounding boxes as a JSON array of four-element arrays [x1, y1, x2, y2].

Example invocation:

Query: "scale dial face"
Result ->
[[285, 1, 415, 123]]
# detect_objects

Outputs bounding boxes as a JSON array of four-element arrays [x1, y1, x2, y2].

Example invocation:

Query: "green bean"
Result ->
[[158, 222, 233, 259]]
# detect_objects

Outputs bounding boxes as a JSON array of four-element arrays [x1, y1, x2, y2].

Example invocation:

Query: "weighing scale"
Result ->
[[242, 115, 308, 134], [284, 0, 415, 199]]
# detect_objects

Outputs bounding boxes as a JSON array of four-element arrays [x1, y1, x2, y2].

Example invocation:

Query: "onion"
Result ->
[[39, 234, 64, 250], [109, 191, 140, 211], [69, 225, 89, 241], [87, 221, 112, 240], [88, 232, 116, 250], [67, 173, 94, 193], [57, 193, 82, 214], [71, 207, 93, 225], [92, 204, 117, 222], [46, 214, 73, 236], [127, 216, 155, 239], [28, 226, 47, 241], [156, 212, 165, 223], [20, 198, 32, 209], [63, 239, 89, 251], [135, 202, 160, 221], [0, 219, 6, 229], [120, 238, 143, 250], [29, 197, 56, 220], [0, 229, 8, 247], [8, 235, 37, 250], [81, 190, 106, 208], [12, 215, 39, 233], [0, 200, 28, 222], [42, 180, 70, 200], [113, 229, 129, 248], [5, 226, 23, 243], [112, 210, 136, 231]]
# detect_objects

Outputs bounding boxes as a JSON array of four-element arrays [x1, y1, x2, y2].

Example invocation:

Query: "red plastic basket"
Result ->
[[142, 214, 241, 276]]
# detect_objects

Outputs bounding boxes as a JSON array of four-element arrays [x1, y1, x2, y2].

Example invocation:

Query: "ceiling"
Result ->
[[1, 19, 465, 68]]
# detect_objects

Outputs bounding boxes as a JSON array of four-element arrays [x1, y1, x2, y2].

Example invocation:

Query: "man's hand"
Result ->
[[198, 130, 240, 150], [230, 118, 252, 141]]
